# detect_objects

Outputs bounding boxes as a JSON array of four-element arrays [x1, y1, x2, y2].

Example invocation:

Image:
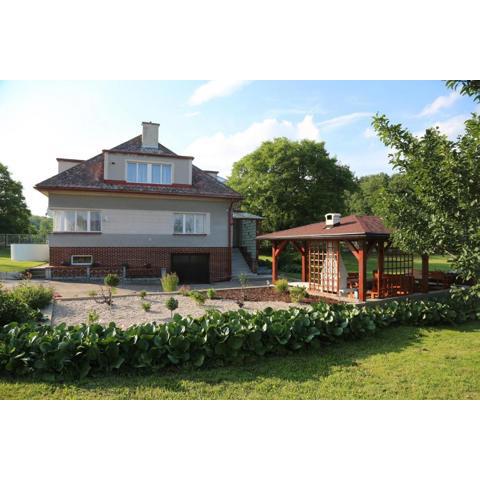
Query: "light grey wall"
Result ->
[[48, 193, 230, 247], [104, 152, 192, 184]]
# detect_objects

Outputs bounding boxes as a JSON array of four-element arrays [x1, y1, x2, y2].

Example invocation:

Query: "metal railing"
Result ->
[[0, 234, 48, 247]]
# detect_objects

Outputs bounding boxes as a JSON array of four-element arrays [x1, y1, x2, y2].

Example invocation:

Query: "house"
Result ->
[[35, 122, 260, 283]]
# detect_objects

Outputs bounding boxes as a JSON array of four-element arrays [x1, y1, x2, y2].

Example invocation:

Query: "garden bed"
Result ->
[[215, 286, 339, 304], [51, 292, 300, 328]]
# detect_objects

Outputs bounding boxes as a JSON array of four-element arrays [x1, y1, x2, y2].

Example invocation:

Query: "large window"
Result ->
[[174, 213, 207, 234], [126, 161, 172, 184], [53, 210, 102, 232]]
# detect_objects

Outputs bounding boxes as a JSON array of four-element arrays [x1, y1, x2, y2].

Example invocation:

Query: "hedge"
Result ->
[[0, 294, 479, 379]]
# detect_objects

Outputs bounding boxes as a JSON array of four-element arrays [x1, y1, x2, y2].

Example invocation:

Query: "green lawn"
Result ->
[[1, 322, 479, 399], [0, 247, 46, 272]]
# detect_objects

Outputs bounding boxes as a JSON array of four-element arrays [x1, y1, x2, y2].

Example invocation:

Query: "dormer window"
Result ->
[[126, 161, 172, 184]]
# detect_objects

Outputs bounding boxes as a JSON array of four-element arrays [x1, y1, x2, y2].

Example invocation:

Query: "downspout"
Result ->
[[228, 201, 234, 279]]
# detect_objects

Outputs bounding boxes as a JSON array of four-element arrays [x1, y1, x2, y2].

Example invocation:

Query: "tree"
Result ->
[[446, 80, 480, 102], [346, 173, 391, 216], [372, 113, 480, 295], [29, 215, 53, 235], [227, 137, 356, 232], [0, 163, 32, 234]]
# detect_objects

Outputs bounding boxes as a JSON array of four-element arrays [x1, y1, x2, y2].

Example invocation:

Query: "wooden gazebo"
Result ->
[[257, 214, 430, 301]]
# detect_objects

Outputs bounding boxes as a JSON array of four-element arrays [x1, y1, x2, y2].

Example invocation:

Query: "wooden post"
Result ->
[[272, 242, 278, 283], [421, 254, 429, 293], [377, 240, 384, 298], [358, 240, 367, 301], [301, 243, 307, 282]]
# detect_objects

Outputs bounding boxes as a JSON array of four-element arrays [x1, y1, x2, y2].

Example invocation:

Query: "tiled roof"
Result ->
[[257, 215, 390, 240], [35, 137, 242, 200]]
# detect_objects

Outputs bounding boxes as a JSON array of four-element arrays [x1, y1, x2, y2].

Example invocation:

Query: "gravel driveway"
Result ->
[[52, 294, 297, 328]]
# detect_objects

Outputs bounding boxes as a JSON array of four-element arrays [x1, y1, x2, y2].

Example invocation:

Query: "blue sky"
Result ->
[[0, 80, 477, 215]]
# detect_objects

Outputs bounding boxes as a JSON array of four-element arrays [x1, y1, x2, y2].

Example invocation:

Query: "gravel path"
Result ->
[[52, 294, 297, 328]]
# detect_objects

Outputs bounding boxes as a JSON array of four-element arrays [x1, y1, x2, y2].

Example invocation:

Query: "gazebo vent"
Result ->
[[325, 213, 341, 228]]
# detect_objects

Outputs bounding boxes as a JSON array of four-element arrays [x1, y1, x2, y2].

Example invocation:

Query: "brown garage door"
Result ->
[[171, 254, 210, 284]]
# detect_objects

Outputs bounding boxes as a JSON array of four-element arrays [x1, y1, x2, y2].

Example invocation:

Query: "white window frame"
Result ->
[[71, 255, 93, 266], [52, 209, 102, 233], [125, 160, 173, 185], [173, 212, 208, 235]]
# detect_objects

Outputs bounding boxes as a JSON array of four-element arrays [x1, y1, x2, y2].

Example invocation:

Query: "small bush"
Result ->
[[289, 286, 307, 303], [141, 302, 152, 312], [104, 274, 120, 288], [0, 287, 41, 326], [165, 297, 179, 318], [10, 282, 53, 309], [178, 285, 191, 296], [87, 290, 97, 298], [161, 272, 179, 292], [238, 273, 248, 289], [207, 288, 216, 300], [189, 290, 206, 305], [87, 309, 99, 324], [139, 290, 147, 299], [274, 278, 289, 294]]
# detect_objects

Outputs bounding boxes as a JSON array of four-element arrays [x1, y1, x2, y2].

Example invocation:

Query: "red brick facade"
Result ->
[[49, 246, 231, 282]]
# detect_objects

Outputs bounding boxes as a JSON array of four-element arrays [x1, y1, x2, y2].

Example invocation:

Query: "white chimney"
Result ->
[[141, 121, 159, 149], [325, 213, 341, 227]]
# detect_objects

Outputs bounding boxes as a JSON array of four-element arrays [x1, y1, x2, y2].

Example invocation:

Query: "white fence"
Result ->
[[11, 244, 49, 262]]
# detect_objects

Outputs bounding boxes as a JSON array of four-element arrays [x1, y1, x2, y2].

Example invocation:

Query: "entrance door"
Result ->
[[171, 254, 210, 283]]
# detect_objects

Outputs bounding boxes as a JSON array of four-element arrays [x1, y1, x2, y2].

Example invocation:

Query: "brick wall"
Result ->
[[50, 246, 231, 282]]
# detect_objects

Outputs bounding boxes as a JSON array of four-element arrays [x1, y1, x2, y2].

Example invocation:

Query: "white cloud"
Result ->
[[185, 111, 200, 117], [318, 112, 372, 130], [363, 126, 376, 139], [418, 91, 460, 117], [434, 114, 468, 138], [188, 80, 251, 106], [183, 115, 320, 176]]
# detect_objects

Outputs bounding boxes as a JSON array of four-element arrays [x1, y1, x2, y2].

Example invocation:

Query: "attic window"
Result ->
[[126, 161, 172, 184]]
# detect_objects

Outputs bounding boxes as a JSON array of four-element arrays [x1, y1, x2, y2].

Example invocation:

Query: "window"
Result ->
[[173, 213, 207, 234], [71, 255, 93, 266], [53, 210, 102, 233], [126, 161, 172, 184]]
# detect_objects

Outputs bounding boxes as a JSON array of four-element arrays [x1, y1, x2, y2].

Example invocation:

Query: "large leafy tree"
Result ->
[[228, 137, 356, 232], [372, 113, 480, 293], [29, 215, 53, 235], [0, 163, 32, 234], [446, 80, 480, 102], [346, 173, 391, 216]]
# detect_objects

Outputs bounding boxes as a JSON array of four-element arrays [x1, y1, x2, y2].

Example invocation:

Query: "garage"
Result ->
[[171, 253, 210, 284]]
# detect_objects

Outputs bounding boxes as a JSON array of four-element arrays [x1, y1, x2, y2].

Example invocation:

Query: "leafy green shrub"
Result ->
[[188, 290, 206, 306], [274, 278, 289, 294], [238, 273, 248, 288], [161, 272, 179, 292], [139, 290, 147, 299], [87, 309, 99, 324], [0, 293, 479, 378], [165, 297, 179, 318], [289, 286, 307, 303], [207, 288, 216, 300], [0, 287, 41, 327], [10, 282, 53, 309], [141, 302, 152, 312], [104, 274, 120, 288]]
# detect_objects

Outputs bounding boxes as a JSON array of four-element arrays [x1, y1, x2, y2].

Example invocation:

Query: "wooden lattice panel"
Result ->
[[384, 248, 413, 276], [308, 240, 340, 293]]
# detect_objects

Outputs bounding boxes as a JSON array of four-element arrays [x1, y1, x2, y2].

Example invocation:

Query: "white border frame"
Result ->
[[51, 208, 102, 233], [70, 254, 93, 266], [173, 212, 208, 235]]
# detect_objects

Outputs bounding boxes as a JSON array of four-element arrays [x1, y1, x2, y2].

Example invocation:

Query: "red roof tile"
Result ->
[[257, 215, 390, 240]]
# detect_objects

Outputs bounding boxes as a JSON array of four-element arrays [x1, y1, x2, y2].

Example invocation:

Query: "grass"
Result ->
[[260, 251, 453, 281], [1, 322, 479, 399], [0, 247, 46, 272]]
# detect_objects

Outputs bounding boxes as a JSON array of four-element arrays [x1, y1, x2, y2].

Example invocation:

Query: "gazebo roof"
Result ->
[[257, 215, 390, 241]]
